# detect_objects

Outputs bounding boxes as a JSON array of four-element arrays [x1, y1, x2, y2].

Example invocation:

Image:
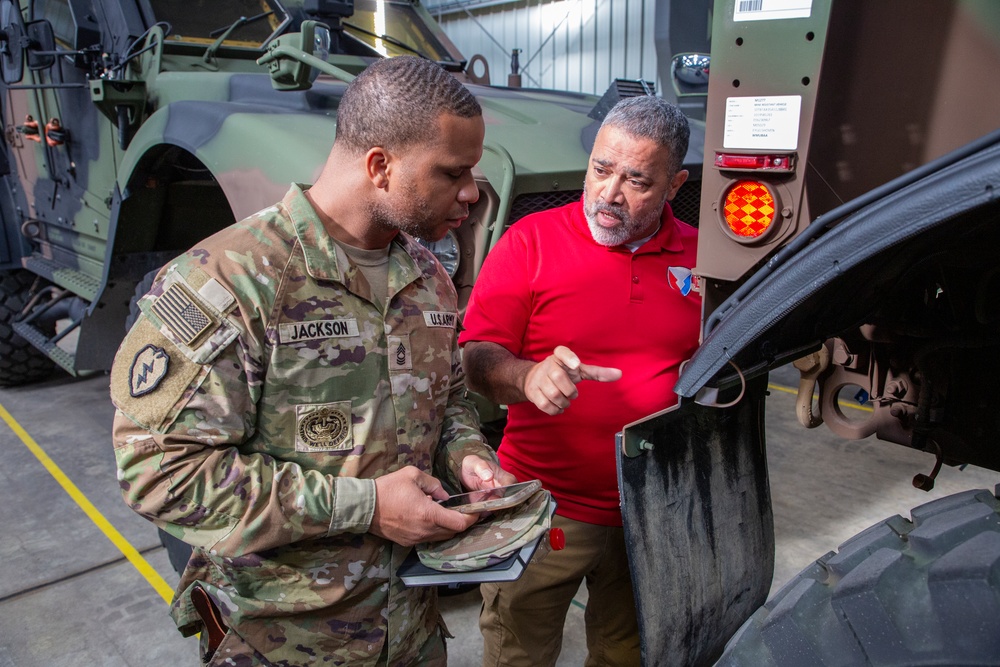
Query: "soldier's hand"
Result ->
[[370, 466, 479, 546], [459, 455, 517, 491], [522, 345, 622, 415]]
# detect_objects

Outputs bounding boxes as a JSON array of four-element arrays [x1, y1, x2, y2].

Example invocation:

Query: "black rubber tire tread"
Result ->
[[159, 527, 193, 574], [124, 269, 158, 333], [715, 487, 1000, 666], [0, 269, 56, 387]]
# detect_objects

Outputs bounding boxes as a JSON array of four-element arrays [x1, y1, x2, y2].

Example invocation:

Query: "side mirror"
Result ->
[[26, 20, 55, 71], [671, 53, 710, 97], [309, 22, 331, 83], [0, 0, 26, 84], [259, 20, 332, 91]]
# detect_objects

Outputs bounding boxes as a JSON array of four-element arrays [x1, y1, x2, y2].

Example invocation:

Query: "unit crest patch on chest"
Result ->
[[295, 402, 354, 452]]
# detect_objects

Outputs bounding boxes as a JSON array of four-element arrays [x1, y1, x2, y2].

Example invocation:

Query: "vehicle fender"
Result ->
[[676, 134, 1000, 399], [117, 101, 335, 222]]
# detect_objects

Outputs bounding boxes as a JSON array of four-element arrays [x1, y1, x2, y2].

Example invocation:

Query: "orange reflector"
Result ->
[[724, 181, 776, 239]]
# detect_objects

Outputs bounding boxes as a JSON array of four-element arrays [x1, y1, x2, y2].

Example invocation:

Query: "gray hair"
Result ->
[[336, 56, 482, 154], [602, 96, 690, 176]]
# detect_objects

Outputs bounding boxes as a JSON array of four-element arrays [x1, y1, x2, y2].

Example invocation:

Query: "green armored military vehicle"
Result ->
[[0, 0, 704, 387], [619, 0, 1000, 664]]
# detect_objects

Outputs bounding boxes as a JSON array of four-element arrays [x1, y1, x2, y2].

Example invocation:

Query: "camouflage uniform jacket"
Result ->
[[111, 184, 495, 665]]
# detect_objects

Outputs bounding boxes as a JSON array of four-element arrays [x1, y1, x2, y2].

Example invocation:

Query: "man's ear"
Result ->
[[366, 146, 391, 190], [667, 169, 689, 200]]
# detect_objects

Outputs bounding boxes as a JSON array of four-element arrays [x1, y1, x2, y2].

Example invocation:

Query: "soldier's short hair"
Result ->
[[602, 96, 690, 177], [336, 56, 482, 154]]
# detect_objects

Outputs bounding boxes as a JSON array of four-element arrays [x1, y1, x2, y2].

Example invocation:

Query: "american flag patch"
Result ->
[[152, 283, 213, 345]]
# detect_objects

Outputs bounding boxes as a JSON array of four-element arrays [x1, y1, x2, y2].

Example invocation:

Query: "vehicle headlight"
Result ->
[[418, 230, 460, 277]]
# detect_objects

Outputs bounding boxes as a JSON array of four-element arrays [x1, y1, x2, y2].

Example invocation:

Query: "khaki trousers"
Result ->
[[479, 514, 640, 667]]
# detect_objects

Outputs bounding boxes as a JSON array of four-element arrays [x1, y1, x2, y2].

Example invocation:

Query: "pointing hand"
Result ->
[[522, 346, 621, 415]]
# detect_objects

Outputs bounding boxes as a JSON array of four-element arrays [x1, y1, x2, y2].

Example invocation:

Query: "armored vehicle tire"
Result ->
[[125, 270, 157, 332], [159, 528, 193, 574], [0, 269, 56, 387], [715, 488, 1000, 666]]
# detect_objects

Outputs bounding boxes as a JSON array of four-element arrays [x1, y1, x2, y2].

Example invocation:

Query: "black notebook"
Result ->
[[397, 532, 543, 587]]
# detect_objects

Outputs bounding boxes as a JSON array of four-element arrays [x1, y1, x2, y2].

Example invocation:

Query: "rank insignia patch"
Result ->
[[129, 345, 170, 397], [667, 266, 694, 296], [152, 283, 213, 345], [296, 403, 352, 451], [387, 334, 412, 371]]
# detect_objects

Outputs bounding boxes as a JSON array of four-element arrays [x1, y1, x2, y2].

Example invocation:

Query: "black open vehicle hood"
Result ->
[[675, 131, 1000, 401]]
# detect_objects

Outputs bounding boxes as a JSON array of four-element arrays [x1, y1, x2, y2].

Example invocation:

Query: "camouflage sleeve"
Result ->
[[112, 317, 374, 557], [433, 332, 498, 493]]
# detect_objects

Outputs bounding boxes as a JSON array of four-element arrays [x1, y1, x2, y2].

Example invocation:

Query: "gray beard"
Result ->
[[583, 185, 666, 247]]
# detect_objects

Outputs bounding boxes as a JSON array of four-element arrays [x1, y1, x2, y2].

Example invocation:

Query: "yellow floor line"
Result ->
[[0, 380, 867, 610], [768, 381, 874, 413], [0, 402, 175, 604]]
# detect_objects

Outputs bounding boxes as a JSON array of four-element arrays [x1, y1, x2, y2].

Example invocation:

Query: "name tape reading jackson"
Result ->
[[279, 319, 360, 343]]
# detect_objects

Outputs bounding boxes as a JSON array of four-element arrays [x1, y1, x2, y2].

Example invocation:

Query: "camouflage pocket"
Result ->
[[416, 489, 552, 572], [201, 627, 270, 667]]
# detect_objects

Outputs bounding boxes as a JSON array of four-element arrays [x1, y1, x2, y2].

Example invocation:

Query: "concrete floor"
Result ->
[[0, 366, 997, 666]]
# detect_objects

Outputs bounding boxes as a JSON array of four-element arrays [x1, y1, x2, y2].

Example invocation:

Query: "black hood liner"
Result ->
[[676, 138, 1000, 397]]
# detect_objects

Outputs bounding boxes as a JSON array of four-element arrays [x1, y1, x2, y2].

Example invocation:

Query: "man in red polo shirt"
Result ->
[[460, 95, 700, 667]]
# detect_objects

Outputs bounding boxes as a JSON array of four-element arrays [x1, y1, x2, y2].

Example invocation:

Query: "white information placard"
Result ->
[[734, 0, 812, 22], [723, 96, 802, 150]]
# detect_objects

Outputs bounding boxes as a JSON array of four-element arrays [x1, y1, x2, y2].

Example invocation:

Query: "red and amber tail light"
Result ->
[[712, 152, 794, 244], [723, 180, 777, 241]]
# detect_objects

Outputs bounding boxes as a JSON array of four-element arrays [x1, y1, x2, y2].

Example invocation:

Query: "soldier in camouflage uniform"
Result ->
[[110, 56, 515, 666]]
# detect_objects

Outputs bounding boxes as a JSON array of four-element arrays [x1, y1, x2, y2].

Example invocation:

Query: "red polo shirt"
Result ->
[[459, 199, 701, 526]]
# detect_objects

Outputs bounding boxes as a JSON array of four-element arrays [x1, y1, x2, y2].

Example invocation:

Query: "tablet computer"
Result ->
[[437, 480, 542, 514]]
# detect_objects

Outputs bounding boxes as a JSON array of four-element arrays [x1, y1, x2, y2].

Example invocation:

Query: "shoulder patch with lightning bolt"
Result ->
[[129, 344, 170, 397], [110, 316, 209, 433]]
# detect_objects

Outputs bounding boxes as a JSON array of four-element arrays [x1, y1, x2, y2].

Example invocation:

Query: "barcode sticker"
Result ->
[[734, 0, 811, 22]]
